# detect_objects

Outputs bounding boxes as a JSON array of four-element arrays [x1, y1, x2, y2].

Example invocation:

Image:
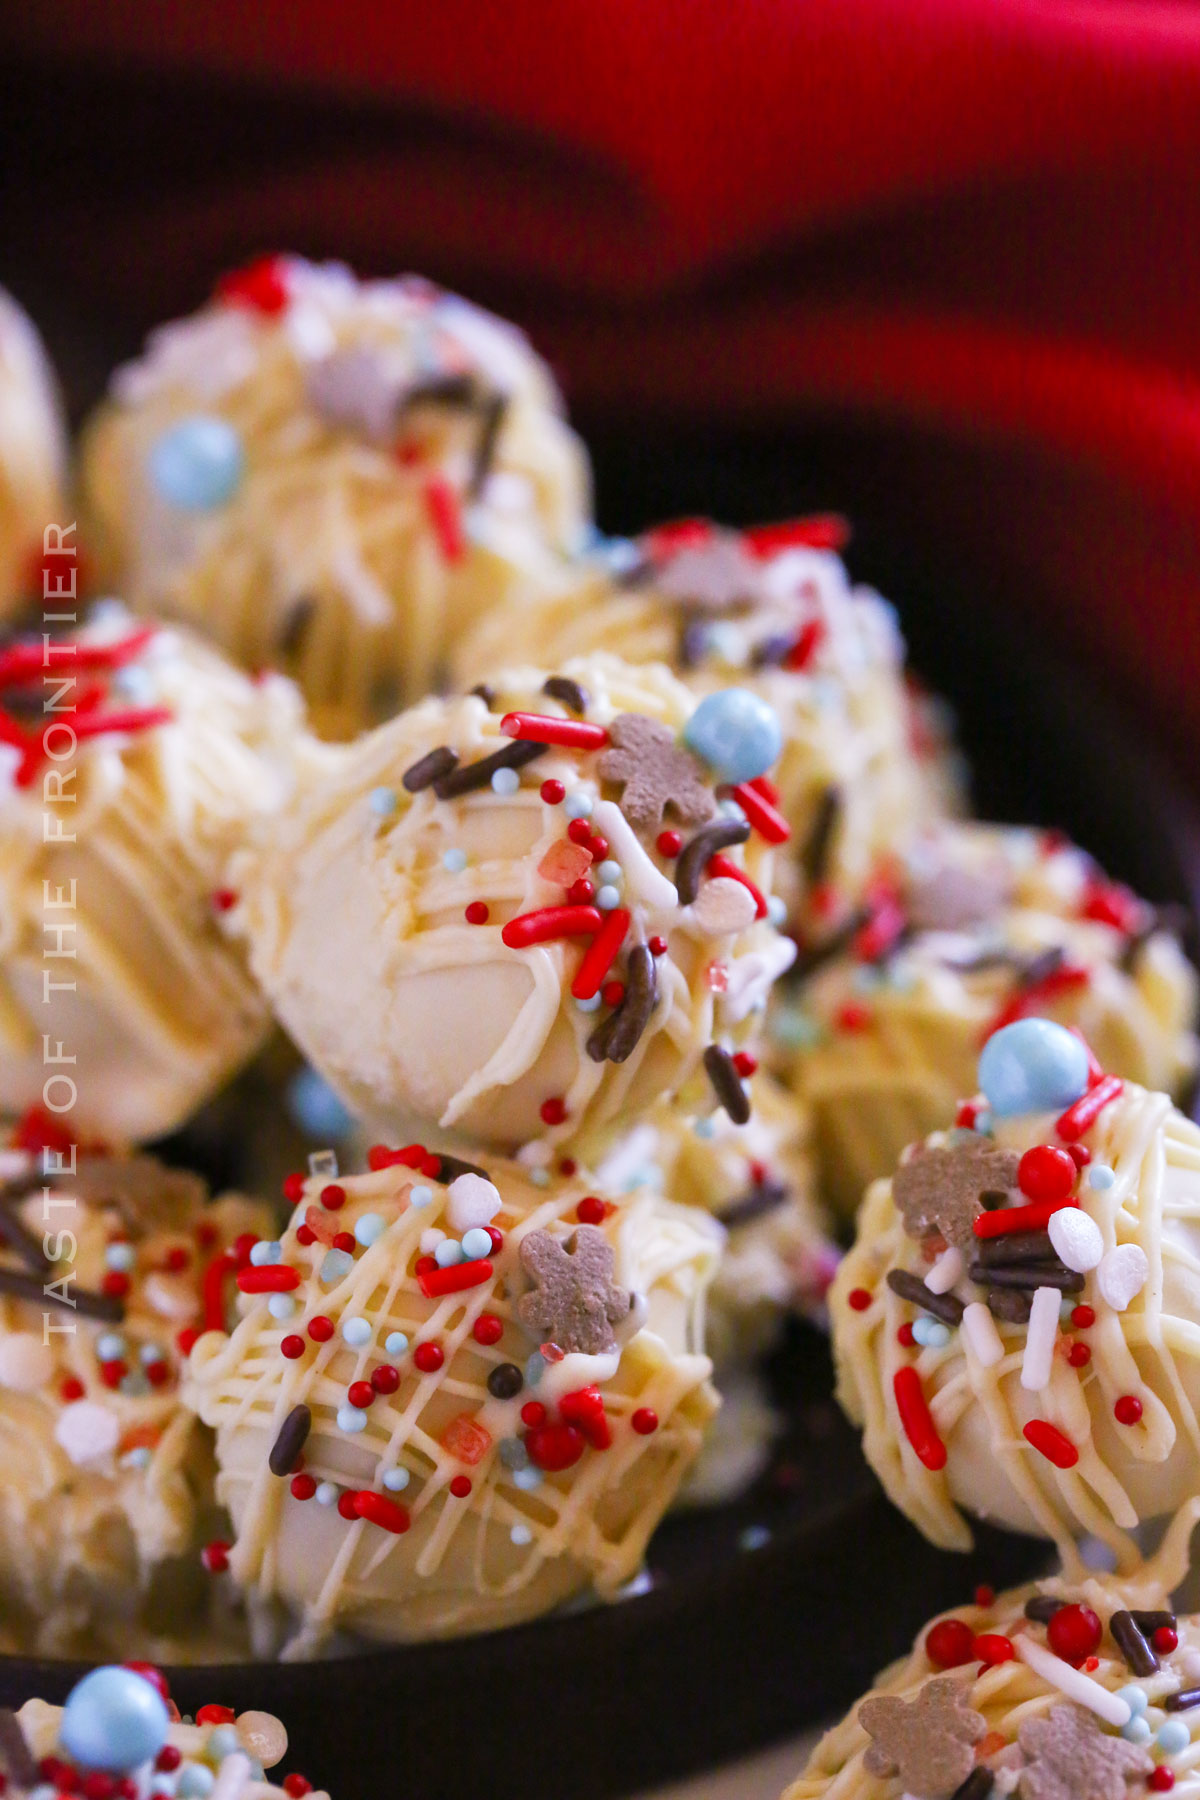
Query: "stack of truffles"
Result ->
[[0, 255, 1196, 1800]]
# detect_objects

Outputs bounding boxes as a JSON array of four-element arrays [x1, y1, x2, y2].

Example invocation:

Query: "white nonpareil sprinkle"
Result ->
[[925, 1246, 964, 1295], [1097, 1244, 1150, 1312], [962, 1301, 1005, 1369], [1048, 1206, 1104, 1274], [1015, 1633, 1132, 1726], [447, 1173, 502, 1232], [1021, 1286, 1062, 1392]]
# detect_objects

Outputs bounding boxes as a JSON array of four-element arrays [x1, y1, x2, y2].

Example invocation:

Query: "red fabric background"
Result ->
[[4, 2, 1200, 772]]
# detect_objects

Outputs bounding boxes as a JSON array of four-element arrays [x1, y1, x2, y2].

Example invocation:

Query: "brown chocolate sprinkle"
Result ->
[[402, 745, 459, 793], [989, 1287, 1032, 1323], [675, 817, 751, 906], [0, 1707, 37, 1788], [433, 1152, 492, 1185], [892, 1140, 1021, 1255], [801, 785, 841, 886], [1165, 1688, 1200, 1713], [269, 1404, 312, 1477], [541, 675, 589, 715], [703, 1044, 752, 1125], [977, 1230, 1056, 1268], [969, 1262, 1084, 1294], [1019, 945, 1066, 990], [886, 1268, 965, 1325], [860, 1677, 985, 1795], [486, 1362, 524, 1400], [586, 944, 659, 1065], [1110, 1609, 1159, 1677], [469, 392, 509, 499], [1025, 1596, 1065, 1622], [597, 713, 716, 834], [1131, 1610, 1176, 1635], [0, 1262, 124, 1322], [716, 1180, 789, 1230], [469, 684, 496, 707], [433, 738, 546, 799], [951, 1770, 995, 1800]]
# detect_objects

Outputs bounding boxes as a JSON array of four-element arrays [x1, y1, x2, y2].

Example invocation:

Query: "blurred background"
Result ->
[[3, 0, 1200, 812]]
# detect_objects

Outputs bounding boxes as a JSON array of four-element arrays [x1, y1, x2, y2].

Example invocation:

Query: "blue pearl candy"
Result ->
[[1116, 1685, 1148, 1716], [249, 1239, 282, 1266], [105, 1243, 135, 1273], [491, 767, 520, 796], [977, 1018, 1091, 1117], [267, 1294, 296, 1320], [148, 416, 244, 512], [338, 1405, 368, 1433], [286, 1067, 353, 1139], [60, 1666, 171, 1772], [461, 1227, 492, 1261], [383, 1466, 411, 1491], [596, 885, 621, 910], [177, 1767, 216, 1799], [1158, 1720, 1191, 1755], [434, 1238, 463, 1268], [367, 787, 397, 817], [563, 793, 593, 820], [409, 1185, 434, 1210], [207, 1726, 241, 1762], [385, 1331, 409, 1356], [355, 1212, 387, 1247], [912, 1317, 951, 1349], [341, 1315, 372, 1348], [1122, 1716, 1152, 1745], [683, 688, 782, 785]]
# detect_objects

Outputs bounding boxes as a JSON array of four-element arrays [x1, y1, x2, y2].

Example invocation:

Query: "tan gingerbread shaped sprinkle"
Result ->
[[858, 1675, 986, 1798], [597, 713, 716, 834], [1017, 1704, 1152, 1800], [892, 1139, 1021, 1254], [517, 1225, 632, 1355]]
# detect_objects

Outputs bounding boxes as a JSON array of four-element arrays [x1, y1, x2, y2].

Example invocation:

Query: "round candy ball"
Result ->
[[977, 1018, 1091, 1118], [682, 688, 782, 785], [148, 415, 244, 512], [59, 1665, 171, 1772]]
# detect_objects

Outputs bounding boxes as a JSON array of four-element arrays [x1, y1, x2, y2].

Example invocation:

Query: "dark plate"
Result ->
[[1, 397, 1197, 1797]]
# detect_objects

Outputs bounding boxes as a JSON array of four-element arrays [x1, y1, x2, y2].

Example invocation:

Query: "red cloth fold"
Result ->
[[5, 1, 1200, 769]]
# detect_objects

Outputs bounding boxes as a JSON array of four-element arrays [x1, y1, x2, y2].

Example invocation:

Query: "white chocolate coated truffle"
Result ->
[[0, 287, 67, 614], [185, 1151, 720, 1654], [233, 654, 795, 1155], [82, 257, 590, 739], [0, 1143, 273, 1656], [0, 607, 313, 1142], [776, 822, 1199, 1217], [832, 1057, 1200, 1573]]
